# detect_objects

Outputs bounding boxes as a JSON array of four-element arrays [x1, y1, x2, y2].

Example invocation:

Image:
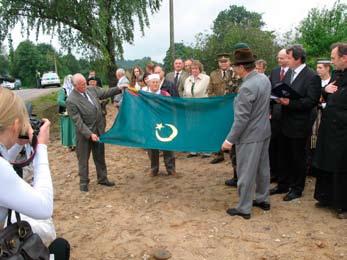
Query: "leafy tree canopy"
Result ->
[[163, 43, 199, 72], [296, 0, 347, 65], [0, 0, 162, 83]]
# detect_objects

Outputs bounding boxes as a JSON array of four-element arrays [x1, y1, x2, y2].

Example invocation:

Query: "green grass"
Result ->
[[30, 91, 60, 139]]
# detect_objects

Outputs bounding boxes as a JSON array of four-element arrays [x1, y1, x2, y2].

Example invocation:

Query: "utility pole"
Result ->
[[54, 53, 58, 74], [169, 0, 175, 62]]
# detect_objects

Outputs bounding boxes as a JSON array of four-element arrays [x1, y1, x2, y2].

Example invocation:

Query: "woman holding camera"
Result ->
[[0, 88, 69, 259]]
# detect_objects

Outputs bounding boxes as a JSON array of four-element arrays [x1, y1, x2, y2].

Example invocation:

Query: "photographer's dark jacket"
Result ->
[[66, 87, 121, 139]]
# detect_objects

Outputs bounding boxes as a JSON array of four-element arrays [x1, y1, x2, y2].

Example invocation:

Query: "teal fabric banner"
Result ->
[[100, 90, 236, 152]]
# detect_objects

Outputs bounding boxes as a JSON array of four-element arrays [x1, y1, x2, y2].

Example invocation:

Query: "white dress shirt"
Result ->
[[291, 64, 306, 83]]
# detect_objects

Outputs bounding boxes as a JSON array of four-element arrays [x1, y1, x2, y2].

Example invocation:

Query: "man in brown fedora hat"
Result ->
[[221, 48, 272, 219]]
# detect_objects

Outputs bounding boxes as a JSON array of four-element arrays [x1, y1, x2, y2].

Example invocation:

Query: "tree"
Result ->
[[296, 0, 347, 65], [59, 53, 82, 77], [36, 43, 59, 73], [0, 0, 162, 85], [0, 44, 9, 75], [212, 5, 264, 39], [192, 5, 279, 74], [11, 40, 41, 86], [163, 43, 199, 72]]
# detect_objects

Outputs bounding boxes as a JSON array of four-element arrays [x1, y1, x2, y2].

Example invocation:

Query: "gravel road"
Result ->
[[13, 87, 60, 102]]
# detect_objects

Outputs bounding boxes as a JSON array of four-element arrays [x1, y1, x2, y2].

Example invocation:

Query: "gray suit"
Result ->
[[66, 87, 121, 186], [166, 70, 189, 97], [226, 71, 271, 214]]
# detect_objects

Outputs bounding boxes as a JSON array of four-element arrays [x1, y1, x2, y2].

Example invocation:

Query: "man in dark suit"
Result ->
[[66, 73, 122, 192], [166, 59, 189, 97], [268, 49, 291, 182], [270, 45, 321, 201], [154, 65, 179, 97]]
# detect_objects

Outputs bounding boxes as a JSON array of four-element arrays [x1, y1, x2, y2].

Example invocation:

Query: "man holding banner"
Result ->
[[143, 74, 176, 176], [222, 47, 272, 219]]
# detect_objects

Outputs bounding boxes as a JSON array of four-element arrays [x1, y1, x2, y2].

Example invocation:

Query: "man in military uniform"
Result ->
[[207, 53, 241, 188], [207, 53, 240, 97]]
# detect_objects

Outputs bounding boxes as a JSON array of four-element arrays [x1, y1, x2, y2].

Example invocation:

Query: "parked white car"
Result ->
[[2, 80, 16, 90], [41, 72, 60, 88]]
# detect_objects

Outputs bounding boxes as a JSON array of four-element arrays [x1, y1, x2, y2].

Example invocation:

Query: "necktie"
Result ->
[[191, 82, 195, 97], [280, 68, 285, 81], [290, 71, 296, 84], [174, 72, 179, 86], [83, 93, 95, 107], [222, 71, 226, 79]]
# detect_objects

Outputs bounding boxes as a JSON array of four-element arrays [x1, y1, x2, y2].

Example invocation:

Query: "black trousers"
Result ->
[[148, 149, 175, 174], [277, 134, 307, 193], [314, 169, 347, 210]]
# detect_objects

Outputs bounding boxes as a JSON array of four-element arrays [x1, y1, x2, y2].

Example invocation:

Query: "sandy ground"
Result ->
[[50, 105, 347, 260]]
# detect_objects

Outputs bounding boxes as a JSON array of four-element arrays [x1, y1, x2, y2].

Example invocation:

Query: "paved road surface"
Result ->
[[14, 87, 60, 102]]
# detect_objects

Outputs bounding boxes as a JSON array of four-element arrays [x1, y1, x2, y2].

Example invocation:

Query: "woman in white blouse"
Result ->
[[183, 60, 210, 98], [0, 88, 53, 227]]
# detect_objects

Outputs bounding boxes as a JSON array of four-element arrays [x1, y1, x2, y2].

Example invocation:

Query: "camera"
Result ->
[[30, 116, 44, 137], [18, 116, 43, 139]]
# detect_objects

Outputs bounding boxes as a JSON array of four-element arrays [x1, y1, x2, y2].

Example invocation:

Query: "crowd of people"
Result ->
[[54, 42, 347, 221], [0, 40, 346, 258]]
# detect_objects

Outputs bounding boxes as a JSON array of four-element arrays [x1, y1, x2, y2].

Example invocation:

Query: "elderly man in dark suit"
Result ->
[[268, 49, 291, 182], [313, 42, 347, 219], [66, 73, 122, 192], [166, 58, 189, 97], [154, 65, 179, 97], [270, 45, 321, 201], [222, 48, 272, 219]]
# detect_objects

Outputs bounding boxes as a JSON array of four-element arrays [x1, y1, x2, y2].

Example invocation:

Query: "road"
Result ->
[[13, 87, 60, 102]]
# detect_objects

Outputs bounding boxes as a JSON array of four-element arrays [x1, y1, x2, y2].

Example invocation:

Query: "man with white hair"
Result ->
[[66, 73, 122, 192], [143, 74, 176, 176], [268, 49, 291, 183], [114, 68, 130, 108]]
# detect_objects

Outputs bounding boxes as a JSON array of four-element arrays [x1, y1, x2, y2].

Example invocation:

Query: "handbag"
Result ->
[[0, 210, 50, 260]]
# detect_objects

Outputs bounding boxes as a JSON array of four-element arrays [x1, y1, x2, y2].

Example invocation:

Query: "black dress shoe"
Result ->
[[283, 191, 302, 201], [270, 176, 278, 183], [80, 185, 88, 192], [187, 153, 198, 158], [315, 201, 330, 208], [270, 186, 289, 195], [226, 208, 251, 219], [210, 157, 224, 164], [253, 200, 271, 211], [225, 178, 238, 187], [337, 209, 347, 219], [98, 180, 115, 187]]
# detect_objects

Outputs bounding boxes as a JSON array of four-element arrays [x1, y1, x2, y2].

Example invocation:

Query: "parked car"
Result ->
[[0, 75, 18, 90], [2, 80, 15, 90], [40, 72, 60, 88], [14, 79, 22, 90]]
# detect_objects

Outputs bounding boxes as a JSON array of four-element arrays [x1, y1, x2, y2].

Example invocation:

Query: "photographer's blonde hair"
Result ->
[[0, 88, 29, 135]]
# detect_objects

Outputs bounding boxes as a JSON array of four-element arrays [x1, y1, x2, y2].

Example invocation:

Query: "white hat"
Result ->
[[147, 74, 160, 81], [317, 59, 331, 64]]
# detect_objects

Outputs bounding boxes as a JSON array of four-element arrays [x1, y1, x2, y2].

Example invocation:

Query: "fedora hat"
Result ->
[[233, 48, 256, 65]]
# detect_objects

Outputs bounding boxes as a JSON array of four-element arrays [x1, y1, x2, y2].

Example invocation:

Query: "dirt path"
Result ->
[[50, 105, 347, 260], [14, 88, 60, 101]]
